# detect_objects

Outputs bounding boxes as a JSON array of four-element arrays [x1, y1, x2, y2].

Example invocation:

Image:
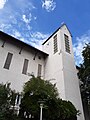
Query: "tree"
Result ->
[[19, 76, 78, 120], [0, 83, 18, 120], [77, 43, 90, 103], [77, 43, 90, 119]]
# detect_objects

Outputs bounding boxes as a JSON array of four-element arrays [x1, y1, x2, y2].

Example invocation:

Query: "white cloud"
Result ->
[[10, 0, 36, 12], [31, 31, 49, 40], [27, 24, 32, 30], [30, 31, 50, 49], [73, 31, 90, 65], [22, 13, 32, 24], [10, 29, 23, 40], [0, 23, 6, 30], [42, 0, 56, 12], [9, 15, 17, 24], [0, 23, 12, 32], [5, 29, 50, 50], [0, 0, 49, 50], [14, 31, 21, 38], [0, 0, 7, 9], [34, 16, 37, 20], [0, 0, 36, 30]]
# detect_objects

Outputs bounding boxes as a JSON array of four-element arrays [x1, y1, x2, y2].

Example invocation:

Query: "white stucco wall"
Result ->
[[62, 52, 85, 120], [60, 25, 84, 120], [42, 25, 85, 120], [0, 25, 85, 120], [0, 39, 45, 92], [42, 29, 66, 99], [44, 53, 66, 99]]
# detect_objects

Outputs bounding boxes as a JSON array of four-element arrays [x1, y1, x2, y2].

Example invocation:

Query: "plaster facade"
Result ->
[[0, 24, 85, 120]]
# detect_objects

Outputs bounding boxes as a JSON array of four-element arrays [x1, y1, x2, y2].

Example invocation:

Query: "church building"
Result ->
[[0, 24, 85, 120]]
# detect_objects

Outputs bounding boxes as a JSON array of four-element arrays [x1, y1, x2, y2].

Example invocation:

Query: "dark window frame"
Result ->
[[22, 59, 29, 75], [53, 34, 58, 54], [37, 64, 42, 77], [3, 52, 13, 70], [64, 34, 70, 53]]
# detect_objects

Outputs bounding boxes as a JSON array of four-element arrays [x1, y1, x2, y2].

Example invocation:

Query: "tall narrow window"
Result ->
[[22, 59, 29, 75], [53, 34, 58, 54], [37, 64, 42, 77], [64, 34, 70, 53], [4, 52, 13, 69]]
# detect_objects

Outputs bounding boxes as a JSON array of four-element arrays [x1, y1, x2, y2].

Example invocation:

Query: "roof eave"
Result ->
[[42, 23, 72, 45], [0, 31, 49, 56]]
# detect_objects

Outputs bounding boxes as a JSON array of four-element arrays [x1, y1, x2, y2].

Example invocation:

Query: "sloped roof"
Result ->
[[42, 23, 72, 45], [0, 31, 48, 56]]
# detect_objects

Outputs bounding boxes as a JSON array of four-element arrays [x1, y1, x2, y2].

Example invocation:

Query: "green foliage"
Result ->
[[19, 76, 78, 120], [0, 83, 18, 120], [58, 100, 79, 119], [77, 43, 90, 119], [23, 76, 59, 99], [78, 43, 90, 103], [82, 43, 90, 67]]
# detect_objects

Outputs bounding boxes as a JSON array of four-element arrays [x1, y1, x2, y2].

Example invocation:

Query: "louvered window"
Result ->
[[64, 34, 70, 53], [53, 34, 58, 54]]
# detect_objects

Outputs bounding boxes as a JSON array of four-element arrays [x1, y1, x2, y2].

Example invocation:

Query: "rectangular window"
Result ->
[[22, 59, 29, 75], [53, 34, 58, 54], [37, 64, 42, 77], [4, 52, 13, 69], [15, 94, 20, 105], [64, 34, 70, 53]]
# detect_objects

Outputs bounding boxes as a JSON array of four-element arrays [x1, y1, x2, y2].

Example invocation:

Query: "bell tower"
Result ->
[[42, 24, 85, 120]]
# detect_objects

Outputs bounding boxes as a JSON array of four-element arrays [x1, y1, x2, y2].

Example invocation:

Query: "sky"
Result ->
[[0, 0, 90, 65]]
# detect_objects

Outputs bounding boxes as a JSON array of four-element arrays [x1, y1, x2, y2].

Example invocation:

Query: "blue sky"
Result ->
[[0, 0, 90, 65]]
